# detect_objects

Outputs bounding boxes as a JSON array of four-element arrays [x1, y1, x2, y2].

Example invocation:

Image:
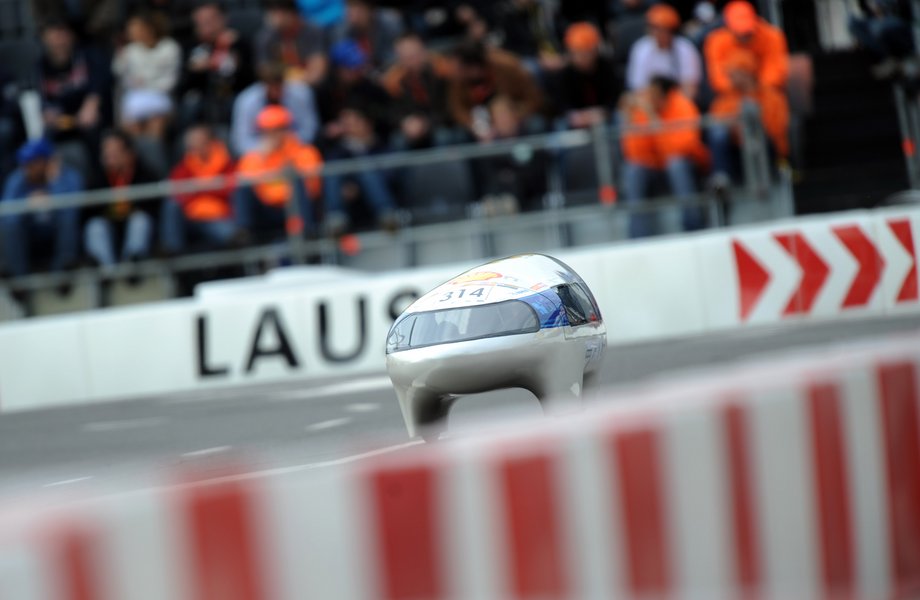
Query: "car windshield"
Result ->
[[387, 300, 540, 353]]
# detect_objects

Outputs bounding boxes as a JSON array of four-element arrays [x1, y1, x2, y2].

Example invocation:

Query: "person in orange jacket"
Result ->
[[704, 0, 788, 94], [707, 50, 789, 185], [621, 76, 710, 237], [234, 105, 323, 239], [162, 124, 236, 253]]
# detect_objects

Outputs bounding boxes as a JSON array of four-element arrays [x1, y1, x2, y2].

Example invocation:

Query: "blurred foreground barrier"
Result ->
[[1, 333, 919, 599], [1, 204, 920, 410]]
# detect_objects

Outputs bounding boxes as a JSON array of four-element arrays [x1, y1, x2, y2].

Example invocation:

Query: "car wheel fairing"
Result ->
[[417, 397, 452, 442]]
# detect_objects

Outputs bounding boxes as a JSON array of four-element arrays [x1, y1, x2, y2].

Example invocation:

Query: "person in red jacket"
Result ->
[[704, 0, 788, 94], [621, 76, 710, 237], [162, 124, 237, 253]]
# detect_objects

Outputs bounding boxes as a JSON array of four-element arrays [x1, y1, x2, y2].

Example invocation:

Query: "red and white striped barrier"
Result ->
[[726, 214, 917, 321], [2, 334, 920, 599]]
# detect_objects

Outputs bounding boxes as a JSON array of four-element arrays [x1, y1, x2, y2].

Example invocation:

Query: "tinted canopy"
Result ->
[[386, 300, 540, 353]]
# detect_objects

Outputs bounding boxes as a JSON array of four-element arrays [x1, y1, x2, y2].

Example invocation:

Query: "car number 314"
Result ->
[[439, 286, 491, 303]]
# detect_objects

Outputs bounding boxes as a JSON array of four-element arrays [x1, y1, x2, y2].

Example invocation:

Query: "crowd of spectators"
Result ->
[[0, 0, 796, 288]]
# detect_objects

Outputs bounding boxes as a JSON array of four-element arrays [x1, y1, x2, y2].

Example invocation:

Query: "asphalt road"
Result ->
[[1, 313, 919, 494]]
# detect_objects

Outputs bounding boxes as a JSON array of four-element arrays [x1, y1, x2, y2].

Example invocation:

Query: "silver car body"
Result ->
[[386, 254, 607, 440]]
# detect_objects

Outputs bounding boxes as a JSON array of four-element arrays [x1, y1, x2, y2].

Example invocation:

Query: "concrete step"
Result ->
[[107, 274, 175, 308]]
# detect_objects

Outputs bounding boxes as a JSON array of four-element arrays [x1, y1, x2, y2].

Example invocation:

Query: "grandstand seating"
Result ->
[[1, 0, 915, 322]]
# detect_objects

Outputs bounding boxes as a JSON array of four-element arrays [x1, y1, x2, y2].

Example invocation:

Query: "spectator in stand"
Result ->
[[162, 124, 236, 253], [704, 0, 788, 95], [315, 40, 392, 147], [403, 1, 494, 40], [234, 106, 324, 239], [849, 0, 915, 79], [627, 5, 702, 101], [38, 19, 110, 176], [179, 1, 254, 127], [492, 0, 565, 76], [453, 4, 493, 46], [231, 62, 319, 155], [30, 0, 120, 45], [556, 22, 621, 129], [124, 0, 197, 46], [475, 95, 548, 213], [342, 0, 404, 71], [323, 104, 399, 234], [707, 50, 789, 187], [85, 130, 160, 272], [381, 33, 452, 150], [1, 140, 82, 279], [255, 0, 328, 86], [447, 42, 543, 142], [621, 75, 709, 237], [113, 12, 181, 140], [685, 1, 719, 47]]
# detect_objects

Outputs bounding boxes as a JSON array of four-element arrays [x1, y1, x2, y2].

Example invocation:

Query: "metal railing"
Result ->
[[890, 2, 920, 190], [0, 112, 770, 218], [895, 83, 920, 190], [0, 107, 784, 313]]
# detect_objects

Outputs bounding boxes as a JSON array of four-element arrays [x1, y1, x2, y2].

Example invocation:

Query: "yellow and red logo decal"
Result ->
[[449, 271, 502, 285]]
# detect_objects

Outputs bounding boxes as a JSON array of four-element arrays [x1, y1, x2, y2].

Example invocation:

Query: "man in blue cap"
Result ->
[[315, 39, 392, 146], [1, 139, 82, 279]]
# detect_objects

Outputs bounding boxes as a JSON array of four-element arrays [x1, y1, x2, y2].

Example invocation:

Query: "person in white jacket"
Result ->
[[113, 12, 181, 139], [626, 4, 702, 101]]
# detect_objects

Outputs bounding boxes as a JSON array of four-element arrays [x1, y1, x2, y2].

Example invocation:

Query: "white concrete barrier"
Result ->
[[1, 331, 919, 599], [2, 207, 920, 410]]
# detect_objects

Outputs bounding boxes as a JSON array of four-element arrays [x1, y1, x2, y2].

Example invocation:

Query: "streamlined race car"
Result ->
[[386, 254, 607, 441]]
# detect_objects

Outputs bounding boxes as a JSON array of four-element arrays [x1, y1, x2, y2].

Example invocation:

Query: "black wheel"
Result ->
[[416, 397, 450, 442]]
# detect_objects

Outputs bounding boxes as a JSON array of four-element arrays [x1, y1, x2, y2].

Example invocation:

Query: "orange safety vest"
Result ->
[[704, 22, 789, 94], [237, 135, 323, 207], [170, 141, 235, 221], [622, 90, 710, 171]]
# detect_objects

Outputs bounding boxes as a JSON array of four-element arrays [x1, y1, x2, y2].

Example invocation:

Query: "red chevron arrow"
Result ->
[[773, 232, 830, 316], [888, 218, 918, 303], [732, 240, 771, 321], [832, 225, 884, 308]]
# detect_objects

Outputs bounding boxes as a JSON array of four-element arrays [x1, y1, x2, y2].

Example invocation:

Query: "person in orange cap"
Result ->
[[704, 0, 789, 94], [707, 49, 789, 187], [627, 4, 702, 100], [565, 21, 601, 52], [621, 75, 710, 238], [556, 22, 621, 129], [234, 105, 324, 239]]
